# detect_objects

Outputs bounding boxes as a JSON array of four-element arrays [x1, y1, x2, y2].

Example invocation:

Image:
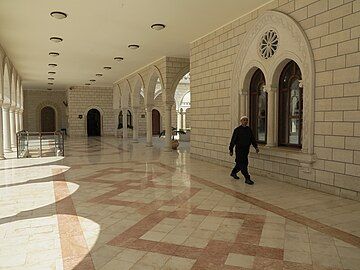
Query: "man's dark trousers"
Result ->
[[231, 147, 250, 180]]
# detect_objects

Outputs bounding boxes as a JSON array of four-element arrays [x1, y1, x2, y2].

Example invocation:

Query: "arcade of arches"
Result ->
[[1, 2, 360, 270]]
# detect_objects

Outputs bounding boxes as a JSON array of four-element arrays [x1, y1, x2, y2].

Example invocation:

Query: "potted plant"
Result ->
[[159, 127, 186, 150]]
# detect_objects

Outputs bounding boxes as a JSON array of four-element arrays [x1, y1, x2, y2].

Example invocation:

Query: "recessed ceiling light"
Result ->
[[85, 83, 91, 86], [128, 44, 140, 49], [49, 52, 60, 57], [95, 73, 103, 77], [48, 82, 54, 85], [47, 88, 52, 90], [48, 63, 57, 67], [151, 23, 165, 30], [50, 37, 63, 43], [103, 66, 112, 70], [90, 79, 96, 82], [48, 77, 55, 80], [50, 11, 67, 19], [48, 71, 56, 75], [114, 57, 124, 62]]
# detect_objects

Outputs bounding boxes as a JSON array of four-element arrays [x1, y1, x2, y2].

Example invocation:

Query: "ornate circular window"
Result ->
[[259, 30, 279, 59]]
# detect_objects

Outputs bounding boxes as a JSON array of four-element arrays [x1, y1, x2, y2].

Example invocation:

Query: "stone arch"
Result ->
[[84, 106, 104, 136], [36, 101, 61, 131], [132, 73, 145, 108], [168, 65, 190, 102], [146, 65, 164, 105], [3, 59, 11, 105], [10, 69, 16, 107], [16, 78, 21, 108], [230, 10, 315, 154]]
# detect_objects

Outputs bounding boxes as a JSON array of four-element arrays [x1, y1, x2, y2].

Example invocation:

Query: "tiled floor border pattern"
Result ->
[[52, 159, 360, 269]]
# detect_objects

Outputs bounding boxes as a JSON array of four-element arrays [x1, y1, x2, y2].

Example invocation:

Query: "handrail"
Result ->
[[16, 130, 65, 158]]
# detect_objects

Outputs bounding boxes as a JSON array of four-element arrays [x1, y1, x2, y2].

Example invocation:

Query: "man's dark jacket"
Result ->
[[229, 126, 258, 160]]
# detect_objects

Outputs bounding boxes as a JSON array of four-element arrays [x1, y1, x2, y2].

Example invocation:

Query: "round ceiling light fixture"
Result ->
[[90, 79, 96, 82], [151, 23, 165, 30], [50, 11, 67, 19], [114, 57, 124, 62], [48, 82, 54, 85], [47, 88, 52, 90], [103, 66, 112, 70], [85, 83, 91, 86], [128, 44, 140, 50], [49, 52, 60, 57], [50, 37, 63, 43], [48, 63, 57, 67], [48, 77, 55, 80], [48, 71, 56, 75], [95, 73, 103, 77]]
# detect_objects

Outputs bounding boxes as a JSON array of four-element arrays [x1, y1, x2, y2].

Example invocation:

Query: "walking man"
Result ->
[[229, 116, 259, 185]]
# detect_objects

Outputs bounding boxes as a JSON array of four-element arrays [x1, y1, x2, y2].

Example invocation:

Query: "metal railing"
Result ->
[[16, 131, 65, 158]]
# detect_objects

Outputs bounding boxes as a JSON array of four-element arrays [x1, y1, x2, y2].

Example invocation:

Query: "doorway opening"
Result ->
[[87, 109, 101, 136], [41, 106, 56, 132], [152, 109, 161, 135]]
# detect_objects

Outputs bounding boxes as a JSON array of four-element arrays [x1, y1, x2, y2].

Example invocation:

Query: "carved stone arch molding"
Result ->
[[131, 73, 145, 108], [230, 10, 315, 155], [146, 65, 165, 105]]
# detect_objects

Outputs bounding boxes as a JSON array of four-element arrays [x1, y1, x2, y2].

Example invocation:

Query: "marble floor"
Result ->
[[0, 137, 360, 270]]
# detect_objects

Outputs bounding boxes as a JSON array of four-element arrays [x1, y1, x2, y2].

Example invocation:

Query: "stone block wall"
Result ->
[[67, 86, 113, 136], [190, 0, 360, 200], [23, 90, 67, 132]]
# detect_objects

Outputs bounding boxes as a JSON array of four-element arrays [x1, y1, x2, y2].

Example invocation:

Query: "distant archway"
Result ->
[[152, 109, 161, 135], [41, 106, 56, 132], [87, 109, 101, 136]]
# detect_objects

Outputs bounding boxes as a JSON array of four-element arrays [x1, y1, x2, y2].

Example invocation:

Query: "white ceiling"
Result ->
[[0, 0, 270, 90]]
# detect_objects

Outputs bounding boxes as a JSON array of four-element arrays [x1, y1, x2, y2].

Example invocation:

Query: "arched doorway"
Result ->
[[152, 109, 160, 135], [87, 109, 101, 136], [41, 106, 56, 132]]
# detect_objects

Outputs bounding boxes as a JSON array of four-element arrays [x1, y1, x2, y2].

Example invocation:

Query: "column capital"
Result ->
[[240, 90, 248, 96], [9, 105, 16, 112], [263, 85, 277, 93], [2, 103, 11, 109]]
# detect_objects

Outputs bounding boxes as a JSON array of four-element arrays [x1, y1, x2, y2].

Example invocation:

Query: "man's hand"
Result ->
[[255, 148, 259, 154], [229, 151, 233, 156]]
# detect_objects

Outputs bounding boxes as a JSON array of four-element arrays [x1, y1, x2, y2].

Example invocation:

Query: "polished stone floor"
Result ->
[[0, 137, 360, 270]]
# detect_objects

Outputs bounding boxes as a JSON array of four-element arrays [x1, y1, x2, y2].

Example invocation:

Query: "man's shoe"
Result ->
[[245, 179, 254, 185], [230, 173, 240, 179]]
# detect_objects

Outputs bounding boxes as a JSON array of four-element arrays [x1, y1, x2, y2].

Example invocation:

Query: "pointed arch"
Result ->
[[168, 65, 190, 101], [131, 73, 145, 108], [146, 65, 164, 105], [3, 59, 11, 104]]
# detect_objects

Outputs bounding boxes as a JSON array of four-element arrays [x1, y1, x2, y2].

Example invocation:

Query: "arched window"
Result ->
[[278, 60, 302, 147], [127, 110, 132, 128], [249, 69, 267, 143]]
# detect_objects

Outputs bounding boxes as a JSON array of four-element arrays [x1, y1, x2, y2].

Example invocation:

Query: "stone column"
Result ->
[[15, 109, 20, 133], [114, 109, 120, 137], [145, 105, 153, 147], [240, 91, 248, 117], [179, 108, 184, 130], [122, 108, 128, 140], [9, 106, 17, 150], [19, 108, 24, 131], [183, 111, 186, 130], [266, 86, 277, 147], [164, 102, 173, 151], [0, 102, 5, 159], [177, 110, 181, 131], [2, 104, 12, 153], [132, 107, 139, 143]]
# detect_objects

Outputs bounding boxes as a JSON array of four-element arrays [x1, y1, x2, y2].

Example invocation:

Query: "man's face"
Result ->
[[240, 118, 248, 126]]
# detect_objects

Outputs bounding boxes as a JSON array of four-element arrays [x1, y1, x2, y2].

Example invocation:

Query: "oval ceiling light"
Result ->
[[50, 11, 67, 19], [85, 83, 91, 86], [50, 37, 63, 43], [48, 82, 54, 85], [48, 77, 55, 80], [48, 71, 56, 75], [47, 88, 52, 90], [151, 23, 165, 30], [114, 57, 124, 62], [49, 52, 60, 57], [103, 66, 112, 70], [48, 63, 57, 67], [95, 73, 103, 77], [128, 44, 140, 49], [90, 79, 96, 82]]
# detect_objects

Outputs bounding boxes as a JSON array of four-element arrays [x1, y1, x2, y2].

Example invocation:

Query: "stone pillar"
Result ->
[[19, 109, 24, 131], [164, 102, 173, 151], [9, 106, 17, 150], [132, 107, 139, 143], [240, 91, 248, 117], [179, 108, 184, 130], [0, 102, 5, 159], [145, 105, 153, 147], [2, 104, 12, 153], [177, 110, 181, 131], [15, 109, 20, 133], [114, 109, 120, 137], [183, 111, 186, 130], [122, 108, 128, 140], [266, 86, 277, 147]]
